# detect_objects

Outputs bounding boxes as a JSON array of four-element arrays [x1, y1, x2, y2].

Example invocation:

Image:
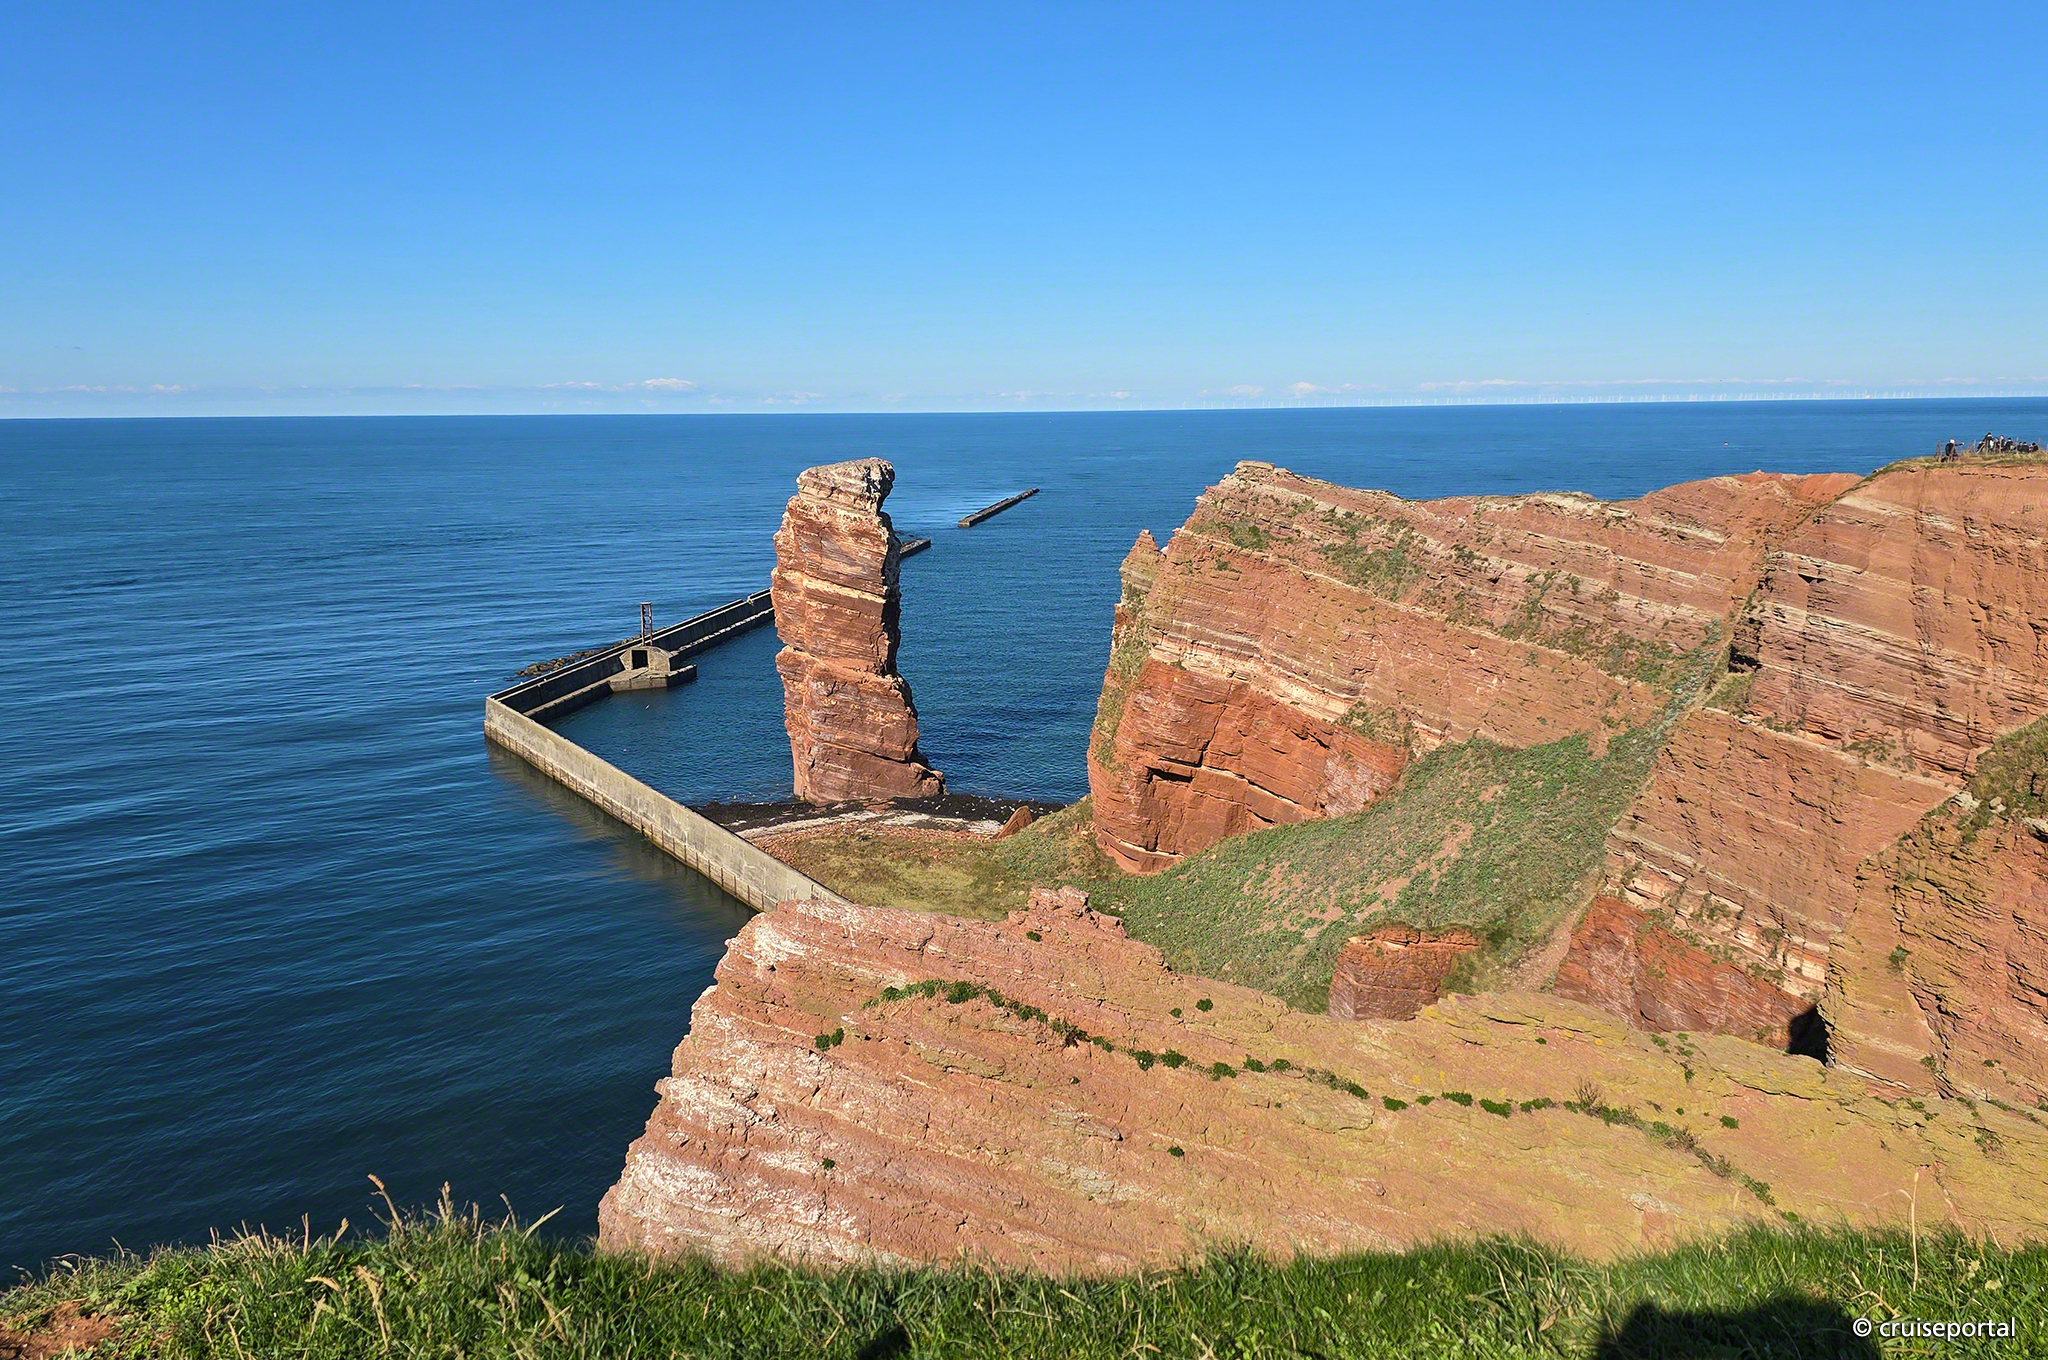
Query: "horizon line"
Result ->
[[7, 390, 2048, 421]]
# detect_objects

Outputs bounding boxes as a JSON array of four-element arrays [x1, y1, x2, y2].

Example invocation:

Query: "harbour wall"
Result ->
[[484, 695, 843, 912], [486, 589, 845, 912], [494, 591, 775, 722]]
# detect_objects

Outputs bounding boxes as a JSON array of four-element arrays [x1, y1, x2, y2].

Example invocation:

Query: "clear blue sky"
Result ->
[[5, 2, 2044, 415]]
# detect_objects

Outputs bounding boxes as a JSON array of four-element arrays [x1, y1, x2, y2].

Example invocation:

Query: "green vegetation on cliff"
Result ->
[[777, 716, 1674, 1012], [1089, 724, 1666, 1010], [6, 1204, 2039, 1359]]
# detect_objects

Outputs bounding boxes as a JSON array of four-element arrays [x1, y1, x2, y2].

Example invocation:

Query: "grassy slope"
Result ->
[[7, 1208, 2041, 1359], [1085, 723, 1668, 1010], [780, 668, 1702, 1012]]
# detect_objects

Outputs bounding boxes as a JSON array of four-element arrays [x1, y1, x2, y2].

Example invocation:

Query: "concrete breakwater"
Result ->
[[494, 591, 774, 721], [958, 489, 1038, 528], [486, 591, 844, 913], [484, 697, 841, 911]]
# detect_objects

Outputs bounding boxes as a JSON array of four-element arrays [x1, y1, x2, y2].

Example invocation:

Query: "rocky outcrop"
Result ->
[[1824, 719, 2048, 1101], [1554, 897, 1812, 1048], [1089, 462, 1854, 872], [600, 889, 2048, 1269], [1571, 461, 2048, 1041], [772, 460, 943, 803], [1327, 925, 1481, 1020]]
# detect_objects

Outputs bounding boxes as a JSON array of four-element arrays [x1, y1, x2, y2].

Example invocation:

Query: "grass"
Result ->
[[1953, 712, 2048, 834], [8, 1200, 2042, 1359], [778, 711, 1674, 1012], [1090, 721, 1672, 1010], [780, 639, 1718, 1011]]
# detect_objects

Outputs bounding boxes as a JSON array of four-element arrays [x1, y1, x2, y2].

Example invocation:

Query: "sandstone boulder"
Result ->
[[1327, 925, 1480, 1020]]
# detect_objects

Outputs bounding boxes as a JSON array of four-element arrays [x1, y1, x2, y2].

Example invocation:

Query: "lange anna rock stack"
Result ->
[[771, 459, 944, 803]]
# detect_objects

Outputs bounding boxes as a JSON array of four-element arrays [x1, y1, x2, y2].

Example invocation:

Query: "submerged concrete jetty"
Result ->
[[958, 488, 1038, 528]]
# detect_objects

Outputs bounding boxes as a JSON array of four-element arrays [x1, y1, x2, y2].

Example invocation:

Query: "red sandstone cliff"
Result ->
[[773, 460, 943, 803], [599, 890, 2048, 1268], [1565, 461, 2048, 1044], [1091, 456, 2048, 1058], [1088, 461, 1852, 872], [598, 455, 2048, 1271], [1820, 719, 2048, 1102]]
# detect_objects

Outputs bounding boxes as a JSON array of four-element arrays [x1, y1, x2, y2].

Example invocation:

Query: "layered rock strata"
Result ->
[[1823, 720, 2048, 1101], [1327, 925, 1480, 1021], [1553, 896, 1811, 1048], [600, 889, 2048, 1269], [1090, 462, 1854, 871], [772, 460, 943, 803], [1571, 461, 2048, 1041]]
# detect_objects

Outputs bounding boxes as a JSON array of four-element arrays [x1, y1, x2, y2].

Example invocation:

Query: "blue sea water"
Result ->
[[3, 400, 2043, 1272]]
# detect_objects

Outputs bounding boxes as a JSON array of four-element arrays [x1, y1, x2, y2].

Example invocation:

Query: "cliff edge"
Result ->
[[599, 888, 2048, 1269]]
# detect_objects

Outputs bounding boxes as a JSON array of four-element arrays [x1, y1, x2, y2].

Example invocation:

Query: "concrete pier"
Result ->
[[958, 489, 1038, 528], [484, 696, 842, 912], [485, 591, 848, 911], [495, 591, 771, 722]]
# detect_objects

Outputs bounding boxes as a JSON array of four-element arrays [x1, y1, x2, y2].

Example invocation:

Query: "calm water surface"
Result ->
[[4, 401, 2042, 1269]]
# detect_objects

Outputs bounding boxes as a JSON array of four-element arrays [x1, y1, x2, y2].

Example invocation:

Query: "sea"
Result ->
[[4, 400, 2043, 1271]]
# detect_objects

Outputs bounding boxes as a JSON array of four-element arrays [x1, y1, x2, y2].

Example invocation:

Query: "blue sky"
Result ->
[[5, 2, 2044, 415]]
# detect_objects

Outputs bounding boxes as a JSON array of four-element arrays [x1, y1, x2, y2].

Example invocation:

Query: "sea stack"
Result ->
[[771, 459, 944, 803]]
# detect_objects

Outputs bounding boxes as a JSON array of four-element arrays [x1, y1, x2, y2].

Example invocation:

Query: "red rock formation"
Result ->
[[772, 460, 943, 803], [1593, 709, 1949, 1005], [1825, 724, 2048, 1100], [1089, 461, 1853, 872], [1554, 896, 1810, 1047], [1571, 461, 2048, 1042], [1743, 463, 2048, 779], [599, 889, 2048, 1269], [1327, 925, 1481, 1020]]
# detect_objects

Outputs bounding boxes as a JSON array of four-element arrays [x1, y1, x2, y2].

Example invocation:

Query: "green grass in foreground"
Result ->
[[6, 1202, 2042, 1359]]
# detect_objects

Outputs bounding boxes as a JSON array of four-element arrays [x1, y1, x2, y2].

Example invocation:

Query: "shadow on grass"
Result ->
[[854, 1320, 910, 1359], [1594, 1295, 1878, 1358]]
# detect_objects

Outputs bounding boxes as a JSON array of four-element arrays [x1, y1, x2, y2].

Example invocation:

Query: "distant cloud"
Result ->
[[641, 377, 695, 391], [761, 391, 824, 406], [150, 384, 190, 393], [1222, 384, 1264, 397], [1288, 381, 1362, 399]]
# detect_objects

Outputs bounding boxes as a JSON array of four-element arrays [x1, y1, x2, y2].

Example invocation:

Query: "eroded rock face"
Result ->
[[1824, 726, 2048, 1102], [1553, 896, 1811, 1048], [772, 460, 943, 803], [1572, 461, 2048, 1041], [599, 889, 2048, 1269], [1089, 462, 1853, 872], [1327, 925, 1480, 1021]]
